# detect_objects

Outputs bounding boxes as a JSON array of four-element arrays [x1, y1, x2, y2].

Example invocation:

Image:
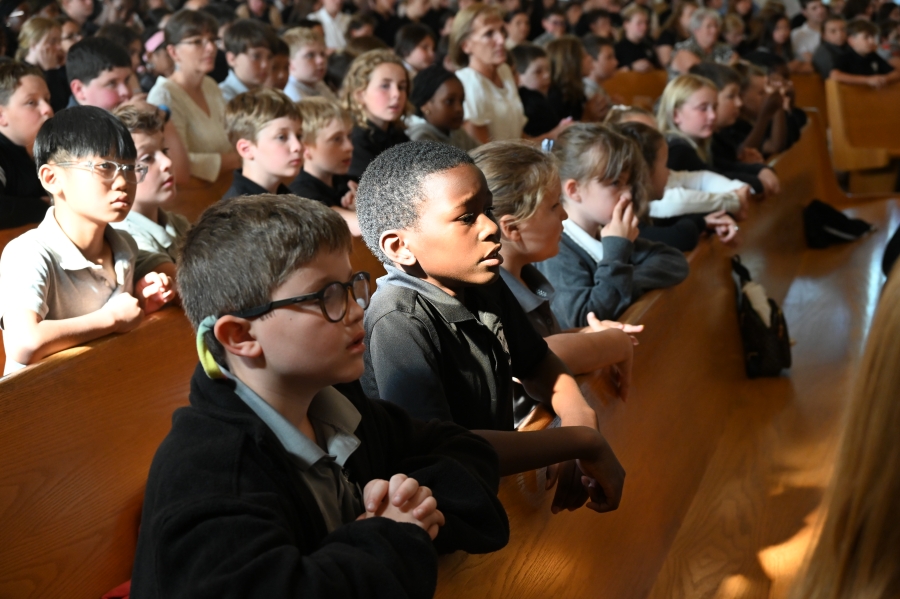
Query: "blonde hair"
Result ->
[[656, 73, 717, 161], [470, 140, 559, 224], [546, 35, 586, 106], [621, 3, 648, 22], [282, 26, 325, 57], [296, 96, 351, 144], [552, 122, 648, 215], [604, 105, 654, 125], [225, 88, 302, 145], [339, 49, 410, 128], [113, 104, 166, 136], [790, 267, 900, 599], [449, 3, 504, 68], [16, 17, 60, 61]]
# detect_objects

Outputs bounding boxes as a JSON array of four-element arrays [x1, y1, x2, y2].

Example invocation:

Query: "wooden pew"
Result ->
[[602, 70, 669, 110], [792, 72, 827, 121], [0, 309, 195, 599], [824, 79, 893, 177]]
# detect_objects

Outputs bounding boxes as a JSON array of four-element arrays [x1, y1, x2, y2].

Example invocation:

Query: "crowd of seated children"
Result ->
[[218, 19, 274, 102], [831, 18, 900, 87], [0, 61, 52, 229], [615, 3, 662, 72], [0, 106, 175, 375], [148, 9, 239, 182], [535, 123, 689, 328], [221, 87, 303, 200], [111, 104, 189, 260], [471, 139, 638, 424], [341, 48, 410, 180], [658, 73, 780, 197], [394, 22, 437, 77], [289, 96, 360, 235], [356, 140, 625, 513], [606, 104, 750, 224], [406, 63, 479, 151], [283, 26, 335, 102]]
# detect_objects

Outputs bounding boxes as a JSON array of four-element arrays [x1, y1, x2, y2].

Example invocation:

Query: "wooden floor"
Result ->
[[646, 199, 898, 599]]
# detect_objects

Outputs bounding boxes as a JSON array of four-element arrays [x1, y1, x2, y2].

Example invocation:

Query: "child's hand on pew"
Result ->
[[734, 185, 752, 220], [738, 147, 765, 164], [104, 293, 144, 332], [704, 210, 740, 244], [583, 312, 644, 346], [135, 271, 176, 314], [358, 473, 446, 540], [758, 168, 781, 197]]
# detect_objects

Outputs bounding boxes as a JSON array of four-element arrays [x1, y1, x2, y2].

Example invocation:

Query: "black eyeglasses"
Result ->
[[231, 272, 371, 322]]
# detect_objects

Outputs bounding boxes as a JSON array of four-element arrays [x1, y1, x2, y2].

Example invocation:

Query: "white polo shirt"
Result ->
[[112, 208, 191, 261], [0, 208, 171, 374], [309, 7, 350, 51]]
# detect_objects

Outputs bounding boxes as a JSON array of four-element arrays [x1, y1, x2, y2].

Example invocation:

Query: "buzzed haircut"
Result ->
[[581, 34, 615, 59], [224, 19, 274, 56], [296, 96, 351, 144], [65, 37, 132, 86], [509, 43, 547, 74], [356, 140, 475, 264], [846, 18, 878, 37], [0, 60, 44, 106], [34, 105, 137, 171], [178, 194, 352, 365], [689, 62, 742, 90], [225, 87, 302, 145]]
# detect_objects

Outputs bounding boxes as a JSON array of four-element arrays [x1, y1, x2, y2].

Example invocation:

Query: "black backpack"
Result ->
[[732, 256, 792, 378]]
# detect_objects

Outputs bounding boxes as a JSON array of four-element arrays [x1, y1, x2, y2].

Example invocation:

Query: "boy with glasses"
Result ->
[[0, 106, 176, 375], [131, 193, 511, 597]]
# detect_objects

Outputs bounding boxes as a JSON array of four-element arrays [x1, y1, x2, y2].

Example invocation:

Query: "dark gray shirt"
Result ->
[[362, 265, 549, 431]]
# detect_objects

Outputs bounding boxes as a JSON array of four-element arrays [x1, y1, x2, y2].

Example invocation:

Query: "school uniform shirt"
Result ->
[[309, 7, 350, 50], [638, 214, 706, 252], [348, 122, 410, 180], [111, 209, 191, 261], [547, 85, 584, 122], [456, 64, 527, 142], [371, 11, 409, 46], [218, 69, 250, 102], [288, 170, 352, 208], [615, 37, 662, 69], [0, 207, 171, 374], [148, 76, 233, 182], [362, 265, 550, 431], [130, 364, 509, 599], [221, 170, 292, 202], [651, 170, 744, 219], [0, 131, 49, 230], [405, 115, 480, 151], [790, 22, 821, 58], [283, 76, 337, 103], [666, 134, 765, 194], [813, 41, 847, 79], [518, 87, 560, 138], [534, 219, 690, 328], [834, 49, 895, 75]]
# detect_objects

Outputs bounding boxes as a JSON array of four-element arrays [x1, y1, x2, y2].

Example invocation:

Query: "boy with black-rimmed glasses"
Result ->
[[0, 105, 176, 375]]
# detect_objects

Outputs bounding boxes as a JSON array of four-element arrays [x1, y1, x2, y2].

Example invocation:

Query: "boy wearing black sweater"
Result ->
[[0, 62, 52, 229], [831, 18, 900, 87], [131, 194, 510, 598]]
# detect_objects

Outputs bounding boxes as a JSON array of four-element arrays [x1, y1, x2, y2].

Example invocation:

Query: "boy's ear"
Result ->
[[214, 316, 263, 359], [302, 141, 316, 161], [69, 79, 85, 103], [235, 138, 256, 160], [380, 229, 417, 266], [563, 178, 581, 203], [225, 51, 237, 68], [498, 213, 521, 242], [38, 164, 65, 198], [0, 104, 8, 128]]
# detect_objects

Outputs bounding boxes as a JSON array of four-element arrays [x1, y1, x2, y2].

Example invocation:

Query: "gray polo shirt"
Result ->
[[226, 370, 364, 534], [0, 208, 172, 374], [362, 265, 549, 431], [112, 209, 191, 261], [498, 264, 561, 338]]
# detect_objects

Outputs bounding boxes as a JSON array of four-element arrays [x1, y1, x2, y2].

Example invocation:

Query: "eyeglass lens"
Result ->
[[322, 274, 370, 321]]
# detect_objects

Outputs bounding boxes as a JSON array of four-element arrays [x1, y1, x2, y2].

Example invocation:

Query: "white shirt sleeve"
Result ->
[[667, 169, 746, 193], [0, 234, 54, 327], [650, 187, 742, 218]]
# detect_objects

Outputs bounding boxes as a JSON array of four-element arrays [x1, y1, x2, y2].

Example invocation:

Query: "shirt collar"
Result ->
[[224, 368, 362, 470], [224, 69, 250, 94], [378, 264, 477, 323], [232, 170, 290, 196], [123, 209, 174, 248], [37, 207, 135, 281], [499, 264, 555, 314], [562, 219, 604, 263]]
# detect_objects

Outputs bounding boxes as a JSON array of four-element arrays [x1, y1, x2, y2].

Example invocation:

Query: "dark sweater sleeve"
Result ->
[[348, 127, 377, 180], [639, 214, 705, 251], [629, 236, 690, 297], [363, 307, 454, 423], [666, 142, 711, 172]]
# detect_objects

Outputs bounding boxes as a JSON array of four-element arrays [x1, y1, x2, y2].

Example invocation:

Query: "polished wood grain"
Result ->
[[824, 79, 891, 173], [825, 79, 900, 151], [791, 73, 827, 122], [602, 70, 669, 109]]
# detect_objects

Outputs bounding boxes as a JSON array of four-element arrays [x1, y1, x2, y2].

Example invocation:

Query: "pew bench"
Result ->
[[601, 70, 669, 110]]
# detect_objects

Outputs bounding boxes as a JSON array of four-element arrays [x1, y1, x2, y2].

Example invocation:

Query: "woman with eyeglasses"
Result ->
[[16, 16, 71, 112], [147, 9, 239, 182]]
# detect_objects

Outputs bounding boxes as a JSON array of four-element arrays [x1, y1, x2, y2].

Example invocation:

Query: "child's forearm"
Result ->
[[521, 352, 598, 429], [740, 111, 776, 151], [3, 309, 121, 366], [472, 426, 605, 477], [829, 70, 872, 85], [545, 328, 632, 376], [760, 110, 787, 155]]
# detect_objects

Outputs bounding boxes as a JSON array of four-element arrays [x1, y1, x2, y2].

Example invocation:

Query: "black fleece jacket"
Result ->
[[130, 364, 509, 599]]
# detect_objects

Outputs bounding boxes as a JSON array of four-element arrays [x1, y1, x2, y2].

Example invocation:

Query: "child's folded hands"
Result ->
[[104, 292, 144, 332], [136, 271, 176, 314], [358, 473, 445, 540]]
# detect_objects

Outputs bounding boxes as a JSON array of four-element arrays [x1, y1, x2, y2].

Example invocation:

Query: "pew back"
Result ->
[[825, 79, 891, 172], [601, 70, 669, 110], [825, 79, 900, 151]]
